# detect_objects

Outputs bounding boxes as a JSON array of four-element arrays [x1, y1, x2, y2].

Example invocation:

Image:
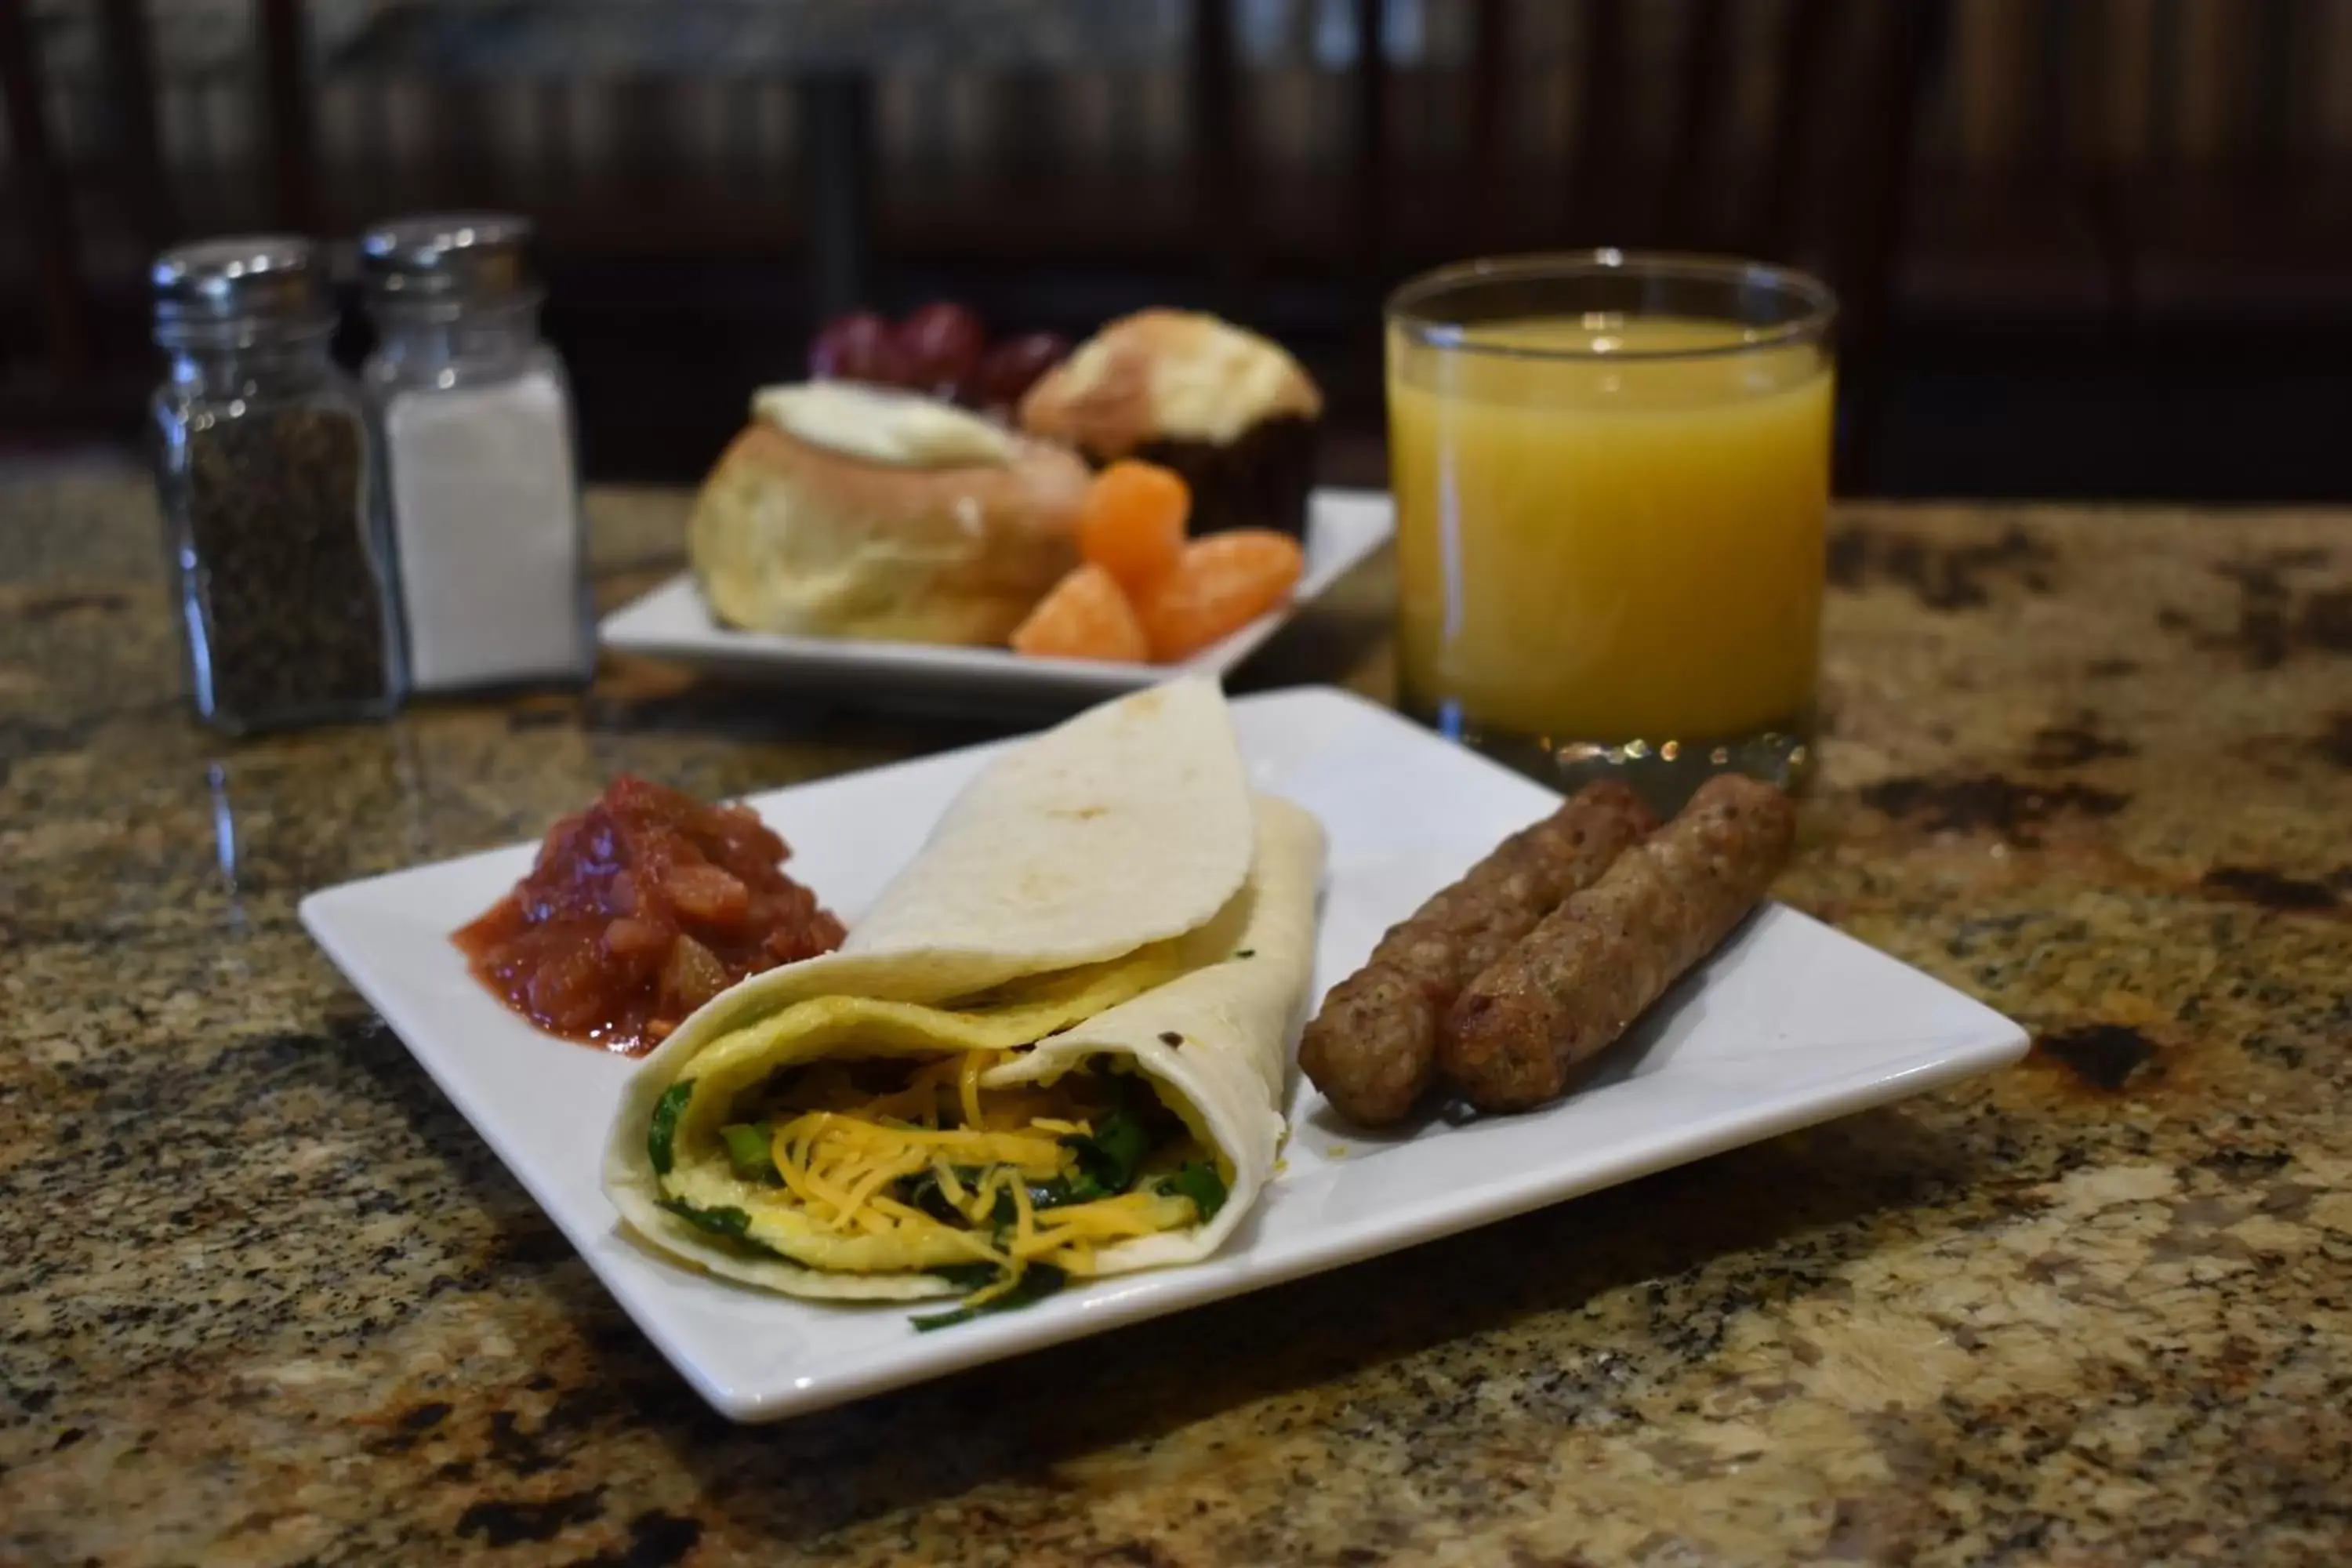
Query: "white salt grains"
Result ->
[[383, 368, 590, 691]]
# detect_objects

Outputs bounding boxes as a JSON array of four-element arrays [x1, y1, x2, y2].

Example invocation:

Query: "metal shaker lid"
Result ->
[[359, 212, 536, 302], [151, 235, 331, 339]]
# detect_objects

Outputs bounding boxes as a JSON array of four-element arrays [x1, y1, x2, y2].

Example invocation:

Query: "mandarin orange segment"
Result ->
[[1077, 459, 1190, 592], [1133, 530, 1307, 662], [1010, 563, 1151, 662]]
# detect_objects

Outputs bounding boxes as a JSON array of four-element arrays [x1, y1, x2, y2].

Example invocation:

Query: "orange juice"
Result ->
[[1388, 313, 1832, 753]]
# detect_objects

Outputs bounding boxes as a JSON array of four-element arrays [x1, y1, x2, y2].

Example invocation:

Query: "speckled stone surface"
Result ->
[[3, 473, 2348, 1566]]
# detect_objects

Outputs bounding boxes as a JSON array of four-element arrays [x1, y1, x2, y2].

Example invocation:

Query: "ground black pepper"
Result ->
[[176, 402, 392, 727]]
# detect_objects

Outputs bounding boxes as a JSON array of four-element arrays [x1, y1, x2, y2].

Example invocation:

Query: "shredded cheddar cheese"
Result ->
[[958, 1050, 990, 1131], [724, 1047, 1209, 1298]]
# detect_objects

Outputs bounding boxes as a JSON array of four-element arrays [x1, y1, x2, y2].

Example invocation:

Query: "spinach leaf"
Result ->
[[647, 1080, 694, 1176], [720, 1122, 778, 1183], [1160, 1160, 1227, 1222], [927, 1261, 1001, 1292], [988, 1176, 1099, 1227], [658, 1198, 784, 1259], [899, 1167, 993, 1225], [1062, 1110, 1149, 1200], [904, 1165, 1102, 1229], [910, 1265, 1069, 1332]]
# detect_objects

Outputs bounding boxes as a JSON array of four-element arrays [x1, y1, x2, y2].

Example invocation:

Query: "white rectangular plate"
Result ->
[[597, 488, 1393, 710], [302, 688, 2027, 1423]]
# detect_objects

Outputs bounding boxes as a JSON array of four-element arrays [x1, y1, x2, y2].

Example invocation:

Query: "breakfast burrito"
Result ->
[[602, 680, 1324, 1316]]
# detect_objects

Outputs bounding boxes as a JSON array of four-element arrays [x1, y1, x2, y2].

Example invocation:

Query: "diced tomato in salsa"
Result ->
[[454, 776, 844, 1054]]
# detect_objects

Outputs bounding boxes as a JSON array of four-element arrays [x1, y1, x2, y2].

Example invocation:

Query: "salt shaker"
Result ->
[[360, 213, 593, 692], [148, 236, 404, 734]]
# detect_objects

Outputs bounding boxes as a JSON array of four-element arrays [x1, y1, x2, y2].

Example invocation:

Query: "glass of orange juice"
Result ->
[[1387, 251, 1836, 810]]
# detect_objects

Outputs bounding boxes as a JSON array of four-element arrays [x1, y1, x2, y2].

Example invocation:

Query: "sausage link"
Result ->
[[1301, 780, 1656, 1126], [1439, 774, 1796, 1112]]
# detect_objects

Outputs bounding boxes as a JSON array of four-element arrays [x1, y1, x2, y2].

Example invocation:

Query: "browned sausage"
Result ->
[[1439, 774, 1796, 1112], [1301, 780, 1657, 1126]]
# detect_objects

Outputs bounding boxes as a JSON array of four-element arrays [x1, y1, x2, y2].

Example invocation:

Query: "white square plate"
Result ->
[[301, 688, 2027, 1423], [597, 488, 1394, 710]]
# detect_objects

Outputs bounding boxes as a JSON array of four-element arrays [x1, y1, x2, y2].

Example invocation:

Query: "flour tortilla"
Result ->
[[602, 681, 1323, 1300], [650, 677, 1254, 1055]]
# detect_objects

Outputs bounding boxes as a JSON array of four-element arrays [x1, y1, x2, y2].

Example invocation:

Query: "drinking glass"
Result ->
[[1386, 251, 1836, 810]]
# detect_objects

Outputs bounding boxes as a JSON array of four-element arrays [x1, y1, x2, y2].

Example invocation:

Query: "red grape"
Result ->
[[896, 302, 987, 401], [975, 332, 1071, 414], [808, 311, 910, 386]]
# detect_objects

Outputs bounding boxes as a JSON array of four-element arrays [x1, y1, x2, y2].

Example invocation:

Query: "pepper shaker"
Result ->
[[360, 213, 593, 692], [148, 236, 405, 733]]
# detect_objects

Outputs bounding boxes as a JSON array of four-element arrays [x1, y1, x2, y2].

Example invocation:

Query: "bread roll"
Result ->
[[688, 383, 1089, 646]]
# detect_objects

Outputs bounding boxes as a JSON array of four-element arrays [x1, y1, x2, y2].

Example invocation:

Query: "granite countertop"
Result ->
[[3, 474, 2348, 1566]]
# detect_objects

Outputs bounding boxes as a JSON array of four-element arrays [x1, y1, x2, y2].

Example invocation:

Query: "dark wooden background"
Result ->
[[5, 0, 2351, 499]]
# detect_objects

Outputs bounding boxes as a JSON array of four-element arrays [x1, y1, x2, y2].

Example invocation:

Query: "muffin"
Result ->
[[689, 382, 1090, 646], [1018, 310, 1323, 538]]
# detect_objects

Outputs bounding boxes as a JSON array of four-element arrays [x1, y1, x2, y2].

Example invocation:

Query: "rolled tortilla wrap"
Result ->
[[602, 681, 1323, 1302]]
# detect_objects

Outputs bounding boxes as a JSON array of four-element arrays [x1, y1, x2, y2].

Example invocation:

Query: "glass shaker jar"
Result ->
[[360, 213, 593, 693], [149, 236, 405, 733]]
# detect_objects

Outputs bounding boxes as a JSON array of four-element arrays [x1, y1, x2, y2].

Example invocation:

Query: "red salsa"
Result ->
[[455, 775, 845, 1054]]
